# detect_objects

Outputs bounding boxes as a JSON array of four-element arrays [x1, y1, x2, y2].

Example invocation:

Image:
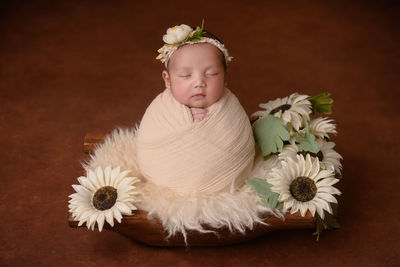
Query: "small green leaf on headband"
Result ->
[[189, 20, 206, 42], [295, 124, 320, 153], [308, 92, 333, 114]]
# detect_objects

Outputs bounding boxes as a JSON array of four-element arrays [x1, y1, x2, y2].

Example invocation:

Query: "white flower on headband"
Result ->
[[163, 24, 193, 44], [156, 21, 232, 66]]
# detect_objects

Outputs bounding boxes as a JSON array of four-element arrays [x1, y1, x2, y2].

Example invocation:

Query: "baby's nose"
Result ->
[[194, 75, 206, 88]]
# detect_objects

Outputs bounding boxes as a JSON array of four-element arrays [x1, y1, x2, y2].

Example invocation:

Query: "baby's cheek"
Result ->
[[171, 87, 190, 105], [208, 86, 225, 104]]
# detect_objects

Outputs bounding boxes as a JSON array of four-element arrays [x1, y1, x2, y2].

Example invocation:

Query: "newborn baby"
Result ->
[[136, 23, 255, 194], [162, 42, 225, 122]]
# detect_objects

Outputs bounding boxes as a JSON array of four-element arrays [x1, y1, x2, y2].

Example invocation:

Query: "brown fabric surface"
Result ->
[[1, 0, 399, 266]]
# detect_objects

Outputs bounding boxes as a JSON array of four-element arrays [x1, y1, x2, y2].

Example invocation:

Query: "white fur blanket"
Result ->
[[84, 89, 282, 243], [136, 88, 255, 194]]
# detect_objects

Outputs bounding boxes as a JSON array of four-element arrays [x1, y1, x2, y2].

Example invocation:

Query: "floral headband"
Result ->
[[156, 21, 233, 67]]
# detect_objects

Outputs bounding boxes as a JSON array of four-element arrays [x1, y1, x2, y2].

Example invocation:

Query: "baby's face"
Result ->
[[162, 43, 226, 108]]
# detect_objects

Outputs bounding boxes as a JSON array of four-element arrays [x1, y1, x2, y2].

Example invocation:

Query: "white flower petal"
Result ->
[[317, 185, 341, 195], [163, 34, 176, 44], [316, 177, 339, 187], [79, 210, 94, 222], [68, 193, 78, 199], [104, 166, 112, 185], [314, 170, 334, 182], [126, 202, 138, 210], [117, 201, 132, 215], [105, 209, 114, 227], [77, 177, 96, 192], [96, 213, 105, 232], [112, 170, 131, 187], [299, 203, 308, 217], [113, 208, 122, 223], [78, 219, 86, 227], [304, 155, 312, 177], [95, 166, 104, 186], [308, 202, 316, 216], [88, 213, 98, 230], [309, 158, 320, 179], [316, 203, 325, 219], [310, 117, 337, 139], [72, 185, 92, 199], [315, 198, 332, 215], [87, 169, 99, 187], [117, 177, 135, 189], [110, 166, 121, 180], [283, 198, 295, 210], [291, 203, 299, 214], [317, 192, 338, 203]]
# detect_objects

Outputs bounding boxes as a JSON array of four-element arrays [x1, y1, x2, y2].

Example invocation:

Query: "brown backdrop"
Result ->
[[1, 0, 399, 266]]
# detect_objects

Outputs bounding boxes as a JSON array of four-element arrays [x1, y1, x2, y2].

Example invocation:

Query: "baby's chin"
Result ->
[[186, 99, 211, 109], [186, 94, 225, 109]]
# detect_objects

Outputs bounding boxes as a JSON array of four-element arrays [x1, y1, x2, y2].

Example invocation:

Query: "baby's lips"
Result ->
[[192, 93, 206, 99]]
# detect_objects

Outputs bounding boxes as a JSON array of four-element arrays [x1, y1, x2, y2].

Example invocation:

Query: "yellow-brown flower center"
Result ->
[[297, 150, 324, 161], [270, 104, 292, 115], [92, 186, 118, 211], [290, 176, 317, 202]]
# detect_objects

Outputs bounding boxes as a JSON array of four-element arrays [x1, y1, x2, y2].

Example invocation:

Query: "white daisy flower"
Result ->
[[279, 141, 343, 174], [268, 154, 341, 219], [68, 166, 141, 232], [251, 93, 312, 131], [309, 117, 337, 139], [317, 139, 343, 174]]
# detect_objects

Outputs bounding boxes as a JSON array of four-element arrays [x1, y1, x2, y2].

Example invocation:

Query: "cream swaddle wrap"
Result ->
[[136, 88, 255, 194]]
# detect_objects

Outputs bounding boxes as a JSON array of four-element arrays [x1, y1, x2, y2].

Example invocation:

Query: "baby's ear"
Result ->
[[162, 70, 171, 89]]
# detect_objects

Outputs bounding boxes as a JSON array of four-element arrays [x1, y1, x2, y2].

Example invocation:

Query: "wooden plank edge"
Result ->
[[83, 133, 105, 153]]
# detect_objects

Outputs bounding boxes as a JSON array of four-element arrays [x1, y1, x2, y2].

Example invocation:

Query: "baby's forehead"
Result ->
[[167, 43, 224, 69]]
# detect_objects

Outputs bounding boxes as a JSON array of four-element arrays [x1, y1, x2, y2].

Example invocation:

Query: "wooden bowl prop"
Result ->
[[68, 210, 315, 246], [68, 133, 316, 247]]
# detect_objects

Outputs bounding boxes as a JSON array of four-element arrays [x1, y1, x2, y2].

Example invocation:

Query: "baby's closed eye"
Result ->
[[206, 72, 219, 76]]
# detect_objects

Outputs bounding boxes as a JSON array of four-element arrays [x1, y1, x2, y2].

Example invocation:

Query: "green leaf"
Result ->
[[200, 18, 204, 32], [313, 214, 325, 241], [253, 115, 290, 157], [187, 19, 206, 43], [334, 171, 343, 179], [295, 124, 320, 153], [312, 203, 340, 240], [246, 178, 283, 209], [308, 92, 333, 114]]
